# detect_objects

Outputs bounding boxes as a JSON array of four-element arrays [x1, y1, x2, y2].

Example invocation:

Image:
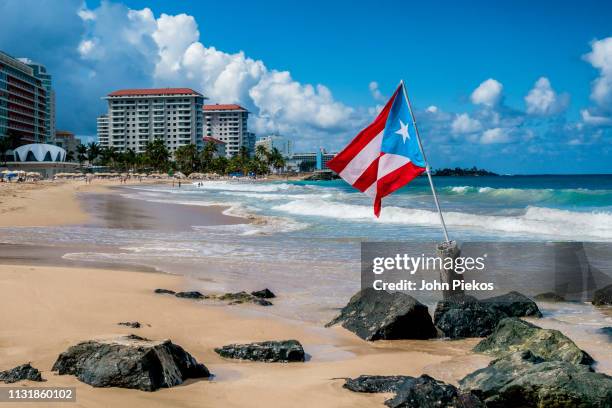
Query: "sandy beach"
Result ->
[[0, 181, 488, 407]]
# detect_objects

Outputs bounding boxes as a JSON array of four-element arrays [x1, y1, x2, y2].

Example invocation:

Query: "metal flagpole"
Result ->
[[400, 80, 451, 243]]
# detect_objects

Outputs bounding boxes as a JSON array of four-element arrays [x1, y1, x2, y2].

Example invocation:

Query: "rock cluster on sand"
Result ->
[[326, 288, 437, 341], [214, 340, 305, 362], [0, 363, 43, 383], [434, 292, 541, 339], [343, 375, 414, 394], [175, 291, 206, 299], [52, 335, 210, 391], [473, 318, 594, 365], [216, 291, 273, 306], [154, 288, 176, 295], [344, 374, 484, 408], [154, 288, 273, 305], [251, 288, 276, 299], [117, 321, 141, 328], [459, 350, 612, 407], [592, 283, 612, 306]]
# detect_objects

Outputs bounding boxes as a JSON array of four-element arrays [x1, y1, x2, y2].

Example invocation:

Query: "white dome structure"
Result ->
[[13, 143, 66, 163]]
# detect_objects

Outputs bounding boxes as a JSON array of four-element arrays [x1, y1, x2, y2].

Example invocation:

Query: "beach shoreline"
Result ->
[[1, 179, 610, 407]]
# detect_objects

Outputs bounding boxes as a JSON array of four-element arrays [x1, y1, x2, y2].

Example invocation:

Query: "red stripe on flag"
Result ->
[[352, 153, 383, 192], [373, 162, 425, 217], [327, 85, 401, 174]]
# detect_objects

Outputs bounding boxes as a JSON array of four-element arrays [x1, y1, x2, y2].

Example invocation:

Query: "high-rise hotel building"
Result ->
[[203, 104, 252, 157], [100, 88, 205, 154], [0, 51, 49, 144], [20, 59, 55, 144]]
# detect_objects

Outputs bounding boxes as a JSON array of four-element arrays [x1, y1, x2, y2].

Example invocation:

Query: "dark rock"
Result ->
[[154, 288, 175, 295], [343, 375, 413, 393], [52, 335, 210, 391], [326, 288, 437, 341], [0, 363, 43, 383], [481, 291, 542, 318], [459, 351, 612, 408], [473, 318, 594, 366], [434, 294, 507, 339], [534, 292, 566, 302], [175, 291, 205, 299], [592, 283, 612, 306], [385, 375, 483, 408], [251, 288, 276, 299], [117, 321, 141, 328], [434, 292, 542, 339], [597, 327, 612, 341], [217, 291, 273, 306], [214, 340, 304, 362]]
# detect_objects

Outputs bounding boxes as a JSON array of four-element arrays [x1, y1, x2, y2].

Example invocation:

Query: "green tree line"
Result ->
[[73, 140, 286, 176]]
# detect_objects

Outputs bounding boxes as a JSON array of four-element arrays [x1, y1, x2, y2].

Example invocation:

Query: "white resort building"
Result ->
[[100, 88, 205, 155], [203, 104, 252, 157]]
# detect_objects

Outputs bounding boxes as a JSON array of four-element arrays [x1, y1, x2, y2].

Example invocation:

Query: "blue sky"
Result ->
[[1, 0, 611, 173]]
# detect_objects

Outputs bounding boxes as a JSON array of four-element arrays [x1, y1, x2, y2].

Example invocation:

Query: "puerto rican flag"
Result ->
[[327, 82, 426, 217]]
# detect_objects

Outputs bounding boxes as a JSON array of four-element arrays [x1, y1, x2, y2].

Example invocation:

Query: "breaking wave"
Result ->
[[272, 199, 612, 239]]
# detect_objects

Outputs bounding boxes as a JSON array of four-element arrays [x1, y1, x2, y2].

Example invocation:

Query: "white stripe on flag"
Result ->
[[364, 182, 377, 198], [339, 130, 384, 185], [377, 153, 411, 179]]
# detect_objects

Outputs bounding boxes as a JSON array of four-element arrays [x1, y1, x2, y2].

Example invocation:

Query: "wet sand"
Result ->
[[80, 188, 245, 230]]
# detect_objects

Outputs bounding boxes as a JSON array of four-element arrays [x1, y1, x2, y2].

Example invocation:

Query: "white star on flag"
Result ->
[[395, 120, 410, 143]]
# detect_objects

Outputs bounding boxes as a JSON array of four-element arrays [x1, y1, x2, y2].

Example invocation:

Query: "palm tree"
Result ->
[[76, 144, 87, 166], [144, 139, 170, 172], [99, 146, 118, 167], [86, 142, 101, 165], [200, 141, 217, 172], [174, 144, 199, 174], [269, 147, 285, 173], [65, 151, 75, 163]]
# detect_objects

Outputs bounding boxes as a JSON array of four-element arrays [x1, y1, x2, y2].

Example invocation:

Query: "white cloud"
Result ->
[[471, 78, 503, 106], [583, 37, 612, 107], [480, 128, 511, 144], [77, 39, 95, 57], [74, 4, 357, 145], [451, 113, 482, 134], [368, 81, 384, 102], [426, 105, 438, 113], [525, 77, 569, 115], [581, 109, 612, 126]]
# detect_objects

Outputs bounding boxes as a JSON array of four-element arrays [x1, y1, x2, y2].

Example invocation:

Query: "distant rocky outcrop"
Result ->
[[215, 340, 304, 362], [52, 335, 210, 391], [326, 288, 437, 341], [216, 291, 273, 306], [154, 288, 176, 295], [473, 318, 594, 366], [534, 292, 566, 302], [459, 351, 612, 407], [592, 283, 612, 306], [0, 363, 43, 383], [175, 291, 206, 299], [344, 374, 484, 408], [432, 167, 498, 177], [434, 292, 541, 339], [251, 288, 276, 299], [117, 321, 141, 329]]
